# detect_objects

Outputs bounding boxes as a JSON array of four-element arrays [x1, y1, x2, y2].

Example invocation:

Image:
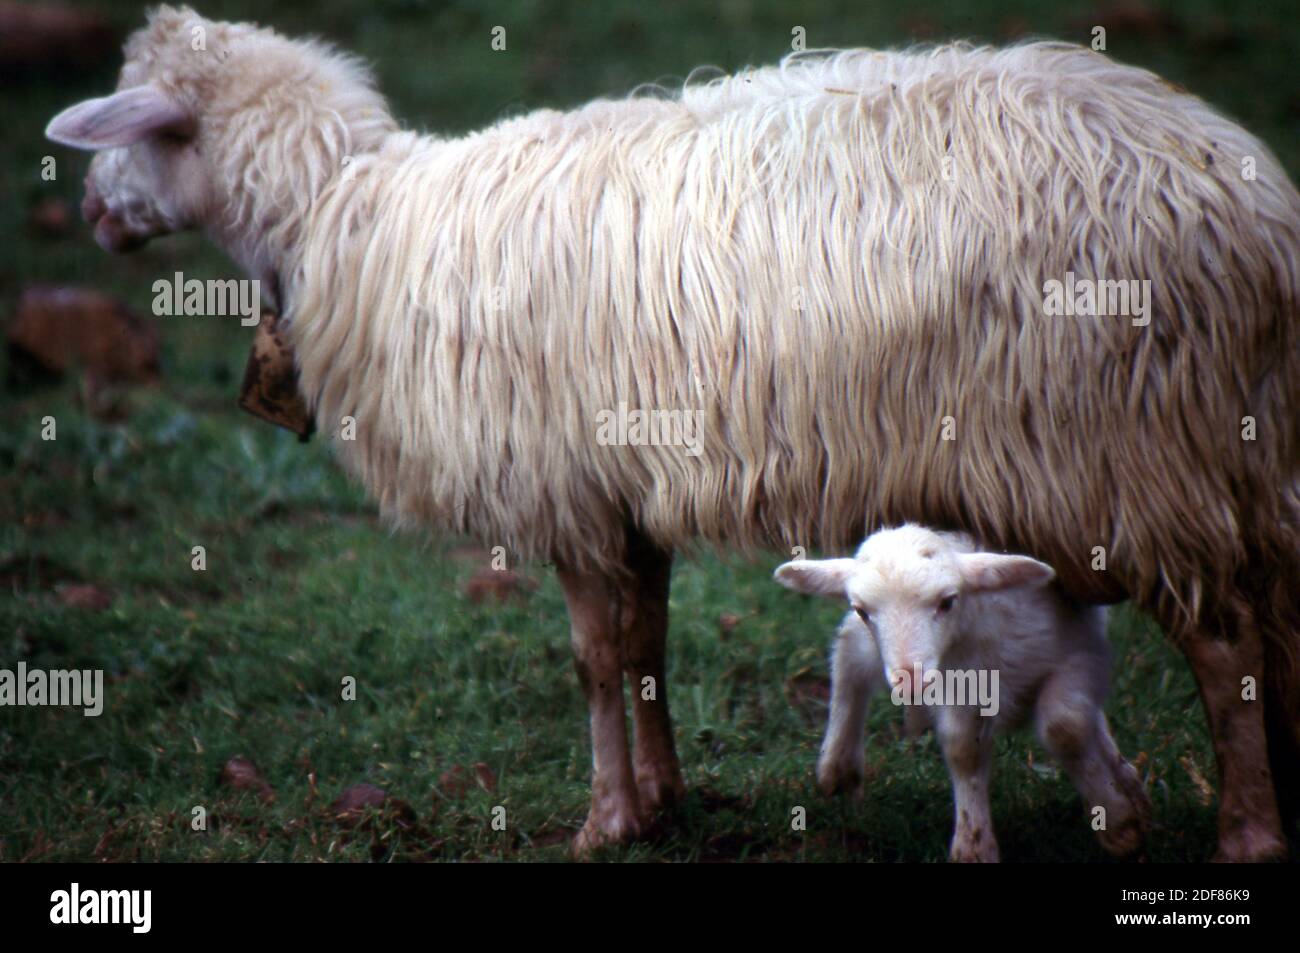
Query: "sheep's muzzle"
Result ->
[[80, 175, 148, 253]]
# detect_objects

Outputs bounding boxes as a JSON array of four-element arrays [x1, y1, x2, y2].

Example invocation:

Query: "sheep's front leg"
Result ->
[[1035, 671, 1149, 858], [557, 563, 642, 855], [817, 617, 881, 796], [936, 710, 998, 862], [619, 533, 685, 815]]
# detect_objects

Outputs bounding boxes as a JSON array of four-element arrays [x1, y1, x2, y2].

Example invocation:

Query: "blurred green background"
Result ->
[[1, 0, 1295, 861]]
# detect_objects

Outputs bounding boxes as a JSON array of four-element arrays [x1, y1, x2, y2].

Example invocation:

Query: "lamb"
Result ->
[[45, 6, 1300, 859], [775, 525, 1150, 862]]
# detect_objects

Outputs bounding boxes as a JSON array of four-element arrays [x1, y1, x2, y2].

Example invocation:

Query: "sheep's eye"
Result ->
[[157, 126, 195, 147], [937, 595, 957, 614], [855, 607, 871, 624]]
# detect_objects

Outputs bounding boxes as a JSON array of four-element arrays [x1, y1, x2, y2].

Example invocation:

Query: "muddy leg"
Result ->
[[619, 532, 685, 816], [936, 709, 999, 862], [1180, 609, 1286, 861], [1264, 636, 1300, 840], [557, 562, 641, 855]]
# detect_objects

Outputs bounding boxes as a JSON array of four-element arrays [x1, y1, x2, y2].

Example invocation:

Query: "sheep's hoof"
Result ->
[[571, 796, 644, 858], [1211, 829, 1287, 863], [816, 759, 864, 798], [635, 770, 686, 816]]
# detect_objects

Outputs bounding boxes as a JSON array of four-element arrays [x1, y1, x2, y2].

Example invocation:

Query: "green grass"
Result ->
[[3, 0, 1295, 861]]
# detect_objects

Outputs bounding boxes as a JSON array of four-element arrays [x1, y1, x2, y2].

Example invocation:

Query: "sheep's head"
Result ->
[[46, 5, 394, 275], [774, 525, 1055, 694], [46, 8, 235, 252], [49, 86, 206, 253]]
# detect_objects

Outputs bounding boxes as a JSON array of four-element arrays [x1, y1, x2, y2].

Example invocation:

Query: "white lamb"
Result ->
[[775, 524, 1149, 862]]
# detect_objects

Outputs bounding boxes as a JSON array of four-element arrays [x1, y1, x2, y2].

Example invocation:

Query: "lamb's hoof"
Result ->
[[949, 844, 1000, 863], [1098, 818, 1146, 859], [949, 830, 999, 863], [1098, 762, 1151, 859]]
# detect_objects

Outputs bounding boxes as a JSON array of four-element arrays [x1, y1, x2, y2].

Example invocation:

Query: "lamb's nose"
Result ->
[[81, 178, 106, 223], [892, 661, 935, 700], [892, 665, 917, 699]]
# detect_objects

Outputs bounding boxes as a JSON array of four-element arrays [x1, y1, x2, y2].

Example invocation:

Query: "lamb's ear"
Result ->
[[957, 553, 1055, 592], [773, 558, 858, 598], [46, 85, 193, 150]]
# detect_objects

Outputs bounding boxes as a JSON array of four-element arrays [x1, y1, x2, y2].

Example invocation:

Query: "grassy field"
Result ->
[[3, 0, 1296, 862]]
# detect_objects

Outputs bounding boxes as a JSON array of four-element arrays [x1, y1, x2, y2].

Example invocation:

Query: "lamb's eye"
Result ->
[[937, 595, 957, 614], [855, 607, 871, 624]]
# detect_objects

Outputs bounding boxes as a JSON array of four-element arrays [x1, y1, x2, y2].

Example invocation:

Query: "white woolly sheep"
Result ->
[[45, 6, 1300, 858], [775, 524, 1150, 862]]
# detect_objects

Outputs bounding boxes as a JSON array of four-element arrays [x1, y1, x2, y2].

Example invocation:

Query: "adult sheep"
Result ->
[[46, 6, 1299, 859]]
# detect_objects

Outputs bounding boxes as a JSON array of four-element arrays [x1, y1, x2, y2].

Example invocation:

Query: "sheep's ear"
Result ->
[[957, 553, 1055, 592], [46, 85, 193, 150], [774, 558, 858, 598]]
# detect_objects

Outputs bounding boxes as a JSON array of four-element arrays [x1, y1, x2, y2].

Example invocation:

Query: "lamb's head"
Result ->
[[775, 525, 1055, 692], [46, 5, 394, 275]]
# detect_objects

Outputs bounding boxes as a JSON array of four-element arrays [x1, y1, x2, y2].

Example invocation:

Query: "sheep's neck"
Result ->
[[207, 147, 340, 314], [209, 210, 298, 315]]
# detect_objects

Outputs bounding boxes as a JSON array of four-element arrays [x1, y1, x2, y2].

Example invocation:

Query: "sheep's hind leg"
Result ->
[[1178, 604, 1286, 862], [1258, 541, 1300, 840], [557, 562, 642, 855], [1264, 636, 1300, 841], [616, 531, 685, 817]]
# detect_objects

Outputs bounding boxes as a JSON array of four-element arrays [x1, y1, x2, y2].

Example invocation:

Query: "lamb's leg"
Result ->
[[1179, 611, 1286, 862], [557, 562, 641, 855], [936, 710, 998, 862], [1035, 671, 1148, 858], [619, 532, 685, 816], [1090, 714, 1152, 855], [817, 618, 880, 796]]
